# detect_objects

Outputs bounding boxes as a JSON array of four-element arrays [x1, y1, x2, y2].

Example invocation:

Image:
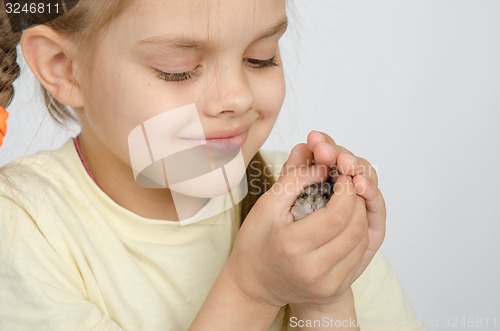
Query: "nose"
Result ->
[[312, 203, 317, 211], [201, 63, 254, 117]]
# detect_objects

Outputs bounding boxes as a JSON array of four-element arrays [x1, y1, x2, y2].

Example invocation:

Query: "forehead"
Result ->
[[116, 0, 287, 46]]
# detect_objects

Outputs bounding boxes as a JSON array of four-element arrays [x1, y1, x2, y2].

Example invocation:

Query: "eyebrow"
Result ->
[[135, 16, 289, 51], [256, 17, 289, 41]]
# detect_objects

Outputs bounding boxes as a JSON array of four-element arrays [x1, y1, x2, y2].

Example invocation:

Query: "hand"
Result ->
[[285, 130, 386, 318], [304, 130, 386, 277], [223, 142, 370, 308]]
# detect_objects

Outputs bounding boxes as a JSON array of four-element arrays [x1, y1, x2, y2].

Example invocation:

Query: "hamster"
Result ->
[[290, 181, 334, 221]]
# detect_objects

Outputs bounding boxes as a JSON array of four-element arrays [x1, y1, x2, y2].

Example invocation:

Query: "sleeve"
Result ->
[[0, 196, 126, 331], [352, 251, 426, 331]]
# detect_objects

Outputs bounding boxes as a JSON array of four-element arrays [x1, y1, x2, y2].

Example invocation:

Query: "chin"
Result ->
[[168, 146, 248, 199]]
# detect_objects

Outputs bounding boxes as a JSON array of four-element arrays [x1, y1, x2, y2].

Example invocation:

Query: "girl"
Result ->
[[0, 0, 422, 330]]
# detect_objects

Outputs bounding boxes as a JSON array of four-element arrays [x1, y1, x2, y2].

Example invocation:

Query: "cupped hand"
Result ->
[[224, 140, 372, 308], [304, 130, 386, 275]]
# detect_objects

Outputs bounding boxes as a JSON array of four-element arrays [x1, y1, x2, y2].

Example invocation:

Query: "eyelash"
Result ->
[[245, 57, 280, 69], [155, 68, 197, 83], [155, 57, 279, 83]]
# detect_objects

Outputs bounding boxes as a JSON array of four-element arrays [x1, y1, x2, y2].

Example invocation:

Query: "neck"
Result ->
[[76, 131, 209, 221]]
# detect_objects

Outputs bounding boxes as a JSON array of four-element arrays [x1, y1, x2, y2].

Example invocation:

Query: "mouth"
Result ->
[[181, 125, 250, 154]]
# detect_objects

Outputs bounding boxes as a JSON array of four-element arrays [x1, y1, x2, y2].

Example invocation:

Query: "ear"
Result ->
[[20, 25, 84, 107]]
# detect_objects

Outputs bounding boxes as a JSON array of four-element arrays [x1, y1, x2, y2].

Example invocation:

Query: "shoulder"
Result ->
[[0, 139, 77, 200], [0, 139, 91, 268], [0, 140, 84, 238]]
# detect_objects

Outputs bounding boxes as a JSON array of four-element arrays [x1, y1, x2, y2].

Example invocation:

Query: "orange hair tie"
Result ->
[[0, 106, 9, 148]]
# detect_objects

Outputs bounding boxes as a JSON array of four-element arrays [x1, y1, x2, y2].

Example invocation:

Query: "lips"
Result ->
[[181, 124, 251, 154], [206, 131, 248, 154]]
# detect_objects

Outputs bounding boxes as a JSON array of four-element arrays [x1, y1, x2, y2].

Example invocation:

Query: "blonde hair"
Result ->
[[0, 0, 277, 223]]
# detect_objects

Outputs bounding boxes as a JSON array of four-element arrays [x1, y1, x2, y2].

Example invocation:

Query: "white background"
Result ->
[[1, 0, 499, 329]]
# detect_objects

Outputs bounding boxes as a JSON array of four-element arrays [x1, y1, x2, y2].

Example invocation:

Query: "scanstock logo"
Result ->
[[4, 0, 80, 33]]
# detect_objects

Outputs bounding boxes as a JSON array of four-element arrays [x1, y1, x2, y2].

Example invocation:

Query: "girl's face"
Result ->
[[79, 0, 287, 177]]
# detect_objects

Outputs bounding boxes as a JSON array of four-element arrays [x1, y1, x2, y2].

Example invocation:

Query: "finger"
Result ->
[[314, 195, 368, 273], [317, 196, 368, 261], [307, 131, 364, 179], [349, 178, 386, 270], [306, 130, 328, 151], [337, 154, 378, 187], [356, 157, 378, 187], [306, 131, 339, 168], [365, 190, 387, 253], [300, 198, 367, 301], [351, 176, 386, 233], [280, 143, 314, 176], [327, 228, 369, 295], [307, 132, 382, 221], [352, 175, 377, 201], [285, 175, 358, 249]]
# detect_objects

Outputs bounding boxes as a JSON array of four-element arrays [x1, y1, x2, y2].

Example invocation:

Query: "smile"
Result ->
[[182, 130, 249, 154]]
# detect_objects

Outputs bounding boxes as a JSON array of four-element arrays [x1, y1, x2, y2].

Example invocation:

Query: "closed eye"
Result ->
[[244, 57, 279, 69], [155, 66, 201, 82]]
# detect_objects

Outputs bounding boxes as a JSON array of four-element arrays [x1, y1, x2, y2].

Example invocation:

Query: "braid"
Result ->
[[0, 5, 22, 108]]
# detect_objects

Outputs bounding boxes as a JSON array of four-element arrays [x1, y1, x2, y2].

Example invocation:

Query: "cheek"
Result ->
[[241, 70, 285, 164], [83, 48, 199, 163], [84, 49, 144, 140], [252, 70, 286, 119]]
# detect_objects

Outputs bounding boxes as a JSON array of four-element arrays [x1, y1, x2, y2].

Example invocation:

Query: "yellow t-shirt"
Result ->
[[0, 140, 425, 331]]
